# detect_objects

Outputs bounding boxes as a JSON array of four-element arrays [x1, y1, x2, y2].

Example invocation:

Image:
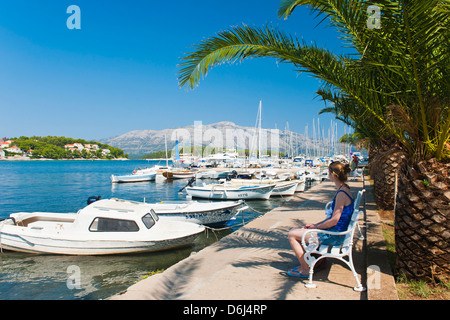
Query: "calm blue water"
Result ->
[[0, 160, 292, 300]]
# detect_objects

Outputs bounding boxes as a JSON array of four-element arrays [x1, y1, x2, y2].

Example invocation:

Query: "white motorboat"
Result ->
[[0, 199, 205, 255], [162, 170, 196, 179], [105, 198, 248, 227], [134, 165, 170, 175], [111, 171, 157, 183], [296, 169, 321, 182], [195, 170, 231, 179], [271, 180, 299, 196], [185, 183, 275, 200], [295, 180, 306, 192], [226, 179, 299, 196]]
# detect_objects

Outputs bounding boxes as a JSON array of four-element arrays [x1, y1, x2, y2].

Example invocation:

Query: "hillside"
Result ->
[[7, 136, 127, 160], [100, 121, 307, 157]]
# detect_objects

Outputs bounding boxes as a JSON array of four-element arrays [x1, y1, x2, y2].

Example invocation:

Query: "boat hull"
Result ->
[[111, 173, 156, 183], [295, 180, 306, 192], [152, 200, 246, 226], [185, 184, 275, 200], [271, 181, 299, 196], [0, 231, 201, 255], [162, 171, 195, 179], [0, 202, 205, 255]]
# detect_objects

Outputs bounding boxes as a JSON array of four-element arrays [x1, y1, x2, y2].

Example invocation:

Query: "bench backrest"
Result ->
[[353, 189, 366, 212], [341, 209, 363, 248], [341, 189, 365, 248]]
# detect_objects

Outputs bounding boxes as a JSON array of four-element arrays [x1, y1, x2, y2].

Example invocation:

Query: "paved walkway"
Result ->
[[110, 177, 398, 300]]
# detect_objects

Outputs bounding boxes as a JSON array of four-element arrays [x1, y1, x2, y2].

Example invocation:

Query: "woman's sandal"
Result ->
[[287, 267, 309, 278]]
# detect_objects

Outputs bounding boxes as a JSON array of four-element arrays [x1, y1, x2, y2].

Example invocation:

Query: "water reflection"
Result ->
[[0, 229, 231, 300]]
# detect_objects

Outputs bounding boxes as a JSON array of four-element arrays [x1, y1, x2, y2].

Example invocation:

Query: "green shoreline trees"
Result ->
[[10, 136, 127, 160]]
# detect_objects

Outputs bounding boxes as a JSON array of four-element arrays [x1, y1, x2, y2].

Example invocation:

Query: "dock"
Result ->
[[110, 175, 398, 300]]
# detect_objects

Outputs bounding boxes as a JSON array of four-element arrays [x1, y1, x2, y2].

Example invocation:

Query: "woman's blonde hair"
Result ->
[[329, 161, 351, 185]]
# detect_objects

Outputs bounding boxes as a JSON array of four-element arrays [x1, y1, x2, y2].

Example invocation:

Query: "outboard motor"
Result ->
[[228, 170, 238, 180], [87, 195, 101, 205], [179, 177, 196, 193]]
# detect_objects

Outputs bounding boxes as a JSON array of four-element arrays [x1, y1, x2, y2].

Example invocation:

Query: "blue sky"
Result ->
[[0, 0, 353, 141]]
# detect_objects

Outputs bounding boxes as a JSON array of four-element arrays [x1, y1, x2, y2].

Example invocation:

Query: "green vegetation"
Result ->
[[11, 136, 128, 160], [142, 150, 172, 159]]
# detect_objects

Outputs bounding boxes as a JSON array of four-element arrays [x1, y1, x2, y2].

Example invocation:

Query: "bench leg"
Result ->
[[348, 252, 366, 292], [305, 267, 316, 288]]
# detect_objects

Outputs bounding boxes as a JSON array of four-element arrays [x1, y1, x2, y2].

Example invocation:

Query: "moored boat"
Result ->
[[295, 180, 306, 192], [111, 171, 156, 183], [100, 198, 248, 227], [162, 170, 196, 179], [0, 199, 204, 255], [227, 179, 299, 196], [185, 183, 275, 200]]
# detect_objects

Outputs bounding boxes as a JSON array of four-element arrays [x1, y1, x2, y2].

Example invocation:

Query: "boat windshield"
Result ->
[[89, 217, 139, 232], [142, 213, 155, 229], [150, 209, 159, 221]]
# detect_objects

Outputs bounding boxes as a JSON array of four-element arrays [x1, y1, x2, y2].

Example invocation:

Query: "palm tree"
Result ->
[[178, 0, 449, 282]]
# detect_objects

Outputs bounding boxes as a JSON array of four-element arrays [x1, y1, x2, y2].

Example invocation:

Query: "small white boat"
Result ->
[[111, 171, 156, 183], [209, 171, 233, 179], [0, 199, 205, 255], [162, 170, 196, 179], [185, 183, 275, 200], [295, 180, 306, 192], [94, 198, 248, 227], [297, 170, 321, 182], [227, 179, 299, 196], [271, 180, 299, 196], [141, 199, 247, 227], [195, 170, 231, 179], [134, 165, 170, 175]]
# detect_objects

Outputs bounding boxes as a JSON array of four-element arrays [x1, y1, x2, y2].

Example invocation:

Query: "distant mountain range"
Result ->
[[100, 121, 309, 157]]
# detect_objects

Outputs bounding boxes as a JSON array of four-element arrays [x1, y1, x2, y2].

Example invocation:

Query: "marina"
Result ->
[[110, 177, 398, 300], [0, 159, 320, 299], [1, 0, 447, 303]]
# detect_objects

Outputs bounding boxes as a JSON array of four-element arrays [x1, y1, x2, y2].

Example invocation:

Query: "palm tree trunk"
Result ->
[[369, 138, 407, 210], [395, 158, 450, 282]]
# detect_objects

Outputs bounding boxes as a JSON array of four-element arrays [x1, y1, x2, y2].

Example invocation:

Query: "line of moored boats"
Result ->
[[0, 165, 325, 256]]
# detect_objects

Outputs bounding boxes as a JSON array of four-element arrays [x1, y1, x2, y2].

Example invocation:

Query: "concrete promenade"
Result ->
[[111, 176, 398, 300]]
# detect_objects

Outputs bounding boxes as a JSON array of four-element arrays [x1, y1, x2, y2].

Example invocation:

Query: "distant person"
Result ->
[[350, 154, 359, 179], [351, 154, 359, 170], [287, 161, 354, 278]]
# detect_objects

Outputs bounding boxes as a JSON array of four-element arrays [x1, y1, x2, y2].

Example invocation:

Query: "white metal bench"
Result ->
[[302, 190, 366, 291]]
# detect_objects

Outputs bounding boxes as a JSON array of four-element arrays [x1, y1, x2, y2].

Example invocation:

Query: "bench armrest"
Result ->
[[301, 228, 352, 251]]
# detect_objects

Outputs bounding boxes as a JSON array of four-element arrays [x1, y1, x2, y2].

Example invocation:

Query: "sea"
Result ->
[[0, 160, 309, 300]]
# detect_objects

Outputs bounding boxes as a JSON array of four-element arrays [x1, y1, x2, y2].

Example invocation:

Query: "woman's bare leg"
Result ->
[[288, 227, 310, 274]]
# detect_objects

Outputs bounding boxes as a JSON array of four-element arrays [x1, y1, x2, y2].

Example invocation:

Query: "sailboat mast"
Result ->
[[164, 134, 168, 167], [258, 100, 262, 159]]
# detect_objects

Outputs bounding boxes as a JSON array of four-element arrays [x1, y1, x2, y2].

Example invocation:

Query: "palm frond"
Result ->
[[178, 25, 300, 89]]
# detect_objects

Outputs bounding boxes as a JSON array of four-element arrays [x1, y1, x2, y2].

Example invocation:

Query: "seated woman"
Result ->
[[287, 161, 354, 278]]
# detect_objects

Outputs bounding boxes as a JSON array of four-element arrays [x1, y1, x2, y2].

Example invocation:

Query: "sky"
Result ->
[[0, 0, 354, 141]]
